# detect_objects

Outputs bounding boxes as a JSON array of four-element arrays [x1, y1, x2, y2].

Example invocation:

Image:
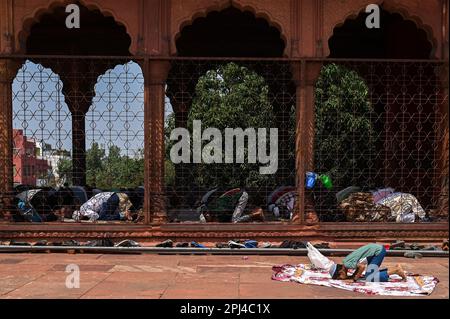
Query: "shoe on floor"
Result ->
[[390, 240, 405, 249], [244, 240, 258, 248], [314, 242, 330, 249], [404, 252, 423, 259], [62, 240, 79, 247], [50, 241, 63, 246], [115, 239, 141, 247], [292, 241, 307, 249], [33, 240, 48, 246], [422, 245, 439, 251], [228, 240, 246, 249], [84, 239, 115, 247], [156, 239, 173, 248], [10, 241, 31, 246], [190, 241, 205, 248], [408, 243, 425, 250], [279, 240, 292, 248]]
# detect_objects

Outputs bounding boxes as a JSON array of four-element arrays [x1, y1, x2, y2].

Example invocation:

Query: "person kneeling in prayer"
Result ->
[[198, 188, 264, 223], [329, 243, 406, 282], [72, 192, 133, 222]]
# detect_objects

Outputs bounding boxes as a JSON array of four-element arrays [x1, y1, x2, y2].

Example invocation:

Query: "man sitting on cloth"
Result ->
[[329, 243, 406, 282]]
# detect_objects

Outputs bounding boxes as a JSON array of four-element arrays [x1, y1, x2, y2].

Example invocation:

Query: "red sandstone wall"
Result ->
[[2, 0, 140, 54], [322, 0, 444, 58], [169, 0, 292, 56], [0, 0, 447, 58]]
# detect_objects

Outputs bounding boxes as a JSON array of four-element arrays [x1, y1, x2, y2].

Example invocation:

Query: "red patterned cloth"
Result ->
[[272, 264, 439, 296]]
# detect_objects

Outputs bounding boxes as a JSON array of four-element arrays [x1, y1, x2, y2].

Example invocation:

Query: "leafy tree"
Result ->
[[314, 63, 376, 193], [166, 62, 279, 190], [95, 145, 144, 189], [86, 142, 105, 187], [57, 144, 144, 189], [56, 158, 72, 185]]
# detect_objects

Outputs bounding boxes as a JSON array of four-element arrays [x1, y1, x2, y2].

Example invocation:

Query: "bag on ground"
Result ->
[[306, 242, 334, 270]]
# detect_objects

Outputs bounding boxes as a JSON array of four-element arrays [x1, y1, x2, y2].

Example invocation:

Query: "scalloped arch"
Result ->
[[172, 1, 289, 56], [325, 1, 437, 58], [17, 0, 134, 54]]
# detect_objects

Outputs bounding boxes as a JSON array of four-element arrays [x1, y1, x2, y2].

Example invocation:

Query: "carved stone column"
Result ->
[[70, 108, 87, 186], [437, 63, 449, 217], [56, 59, 99, 187], [0, 59, 21, 219], [144, 59, 171, 224], [291, 60, 322, 225], [59, 82, 92, 187]]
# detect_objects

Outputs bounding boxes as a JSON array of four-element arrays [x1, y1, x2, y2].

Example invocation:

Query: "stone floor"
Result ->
[[0, 253, 447, 299]]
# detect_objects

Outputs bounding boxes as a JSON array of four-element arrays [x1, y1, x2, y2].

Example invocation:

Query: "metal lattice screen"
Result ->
[[3, 57, 448, 225], [10, 57, 145, 223], [164, 59, 297, 223], [312, 61, 448, 223]]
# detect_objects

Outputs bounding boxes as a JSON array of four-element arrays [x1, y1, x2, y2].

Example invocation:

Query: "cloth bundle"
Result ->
[[338, 192, 392, 222], [376, 192, 426, 223]]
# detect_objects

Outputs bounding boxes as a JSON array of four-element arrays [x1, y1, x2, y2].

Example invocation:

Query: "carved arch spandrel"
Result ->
[[322, 0, 439, 58], [170, 0, 292, 56], [14, 0, 139, 54]]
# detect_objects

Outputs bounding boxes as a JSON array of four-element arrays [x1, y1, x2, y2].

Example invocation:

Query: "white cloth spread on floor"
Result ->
[[272, 264, 438, 296]]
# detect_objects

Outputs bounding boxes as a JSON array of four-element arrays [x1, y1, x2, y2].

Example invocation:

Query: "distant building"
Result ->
[[36, 141, 71, 186], [13, 129, 51, 186]]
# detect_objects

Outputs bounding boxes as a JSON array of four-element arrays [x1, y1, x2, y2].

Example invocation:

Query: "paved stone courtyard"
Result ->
[[0, 253, 447, 299]]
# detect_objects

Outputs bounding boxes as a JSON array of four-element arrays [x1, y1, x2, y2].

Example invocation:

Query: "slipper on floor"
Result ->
[[115, 239, 141, 247], [190, 241, 205, 248], [244, 240, 258, 248], [228, 240, 246, 249], [156, 239, 173, 248], [404, 252, 423, 259]]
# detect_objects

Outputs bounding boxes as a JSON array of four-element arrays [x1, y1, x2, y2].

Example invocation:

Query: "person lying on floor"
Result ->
[[198, 188, 264, 223], [329, 243, 406, 282], [72, 192, 133, 222]]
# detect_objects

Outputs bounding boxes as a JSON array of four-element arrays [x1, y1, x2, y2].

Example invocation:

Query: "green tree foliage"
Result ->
[[86, 142, 105, 187], [57, 143, 144, 189], [314, 63, 376, 190], [166, 62, 279, 189], [56, 158, 72, 185]]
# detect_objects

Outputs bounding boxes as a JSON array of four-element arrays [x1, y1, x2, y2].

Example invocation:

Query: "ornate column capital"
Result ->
[[0, 59, 21, 83], [145, 59, 171, 85], [291, 60, 323, 87]]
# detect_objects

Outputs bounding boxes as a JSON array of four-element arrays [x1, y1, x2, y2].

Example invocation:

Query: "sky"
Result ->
[[12, 60, 173, 158]]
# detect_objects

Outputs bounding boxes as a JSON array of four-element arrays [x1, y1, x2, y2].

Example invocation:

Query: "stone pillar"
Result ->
[[58, 60, 97, 187], [71, 109, 87, 186], [144, 59, 171, 224], [437, 63, 449, 217], [60, 80, 91, 187], [291, 60, 322, 225], [166, 83, 192, 201], [0, 59, 20, 219]]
